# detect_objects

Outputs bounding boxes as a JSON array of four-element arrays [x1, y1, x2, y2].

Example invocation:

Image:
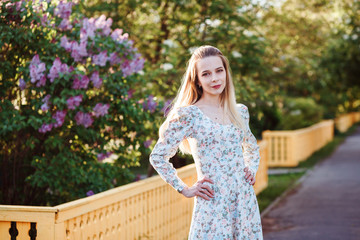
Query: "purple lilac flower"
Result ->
[[66, 95, 83, 110], [60, 63, 69, 73], [19, 78, 26, 90], [40, 14, 51, 27], [121, 54, 145, 77], [41, 94, 51, 111], [133, 54, 145, 72], [54, 1, 73, 19], [72, 75, 89, 89], [161, 99, 173, 116], [143, 139, 153, 148], [80, 18, 96, 42], [38, 123, 53, 133], [86, 190, 94, 197], [30, 54, 41, 65], [76, 41, 88, 57], [90, 71, 102, 89], [36, 75, 47, 87], [48, 58, 62, 82], [58, 19, 72, 31], [14, 1, 25, 12], [60, 36, 72, 52], [111, 29, 129, 43], [52, 110, 67, 128], [97, 152, 113, 162], [80, 28, 92, 43], [94, 15, 113, 36], [120, 60, 132, 77], [109, 52, 121, 65], [75, 111, 93, 128], [93, 103, 110, 117], [92, 50, 108, 66], [143, 95, 157, 113], [29, 55, 46, 83], [70, 41, 88, 62]]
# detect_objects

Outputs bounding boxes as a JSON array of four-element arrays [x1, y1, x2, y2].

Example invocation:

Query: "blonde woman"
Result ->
[[149, 45, 263, 239]]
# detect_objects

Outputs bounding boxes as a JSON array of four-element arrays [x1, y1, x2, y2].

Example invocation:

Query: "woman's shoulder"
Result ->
[[236, 103, 248, 112], [236, 103, 250, 118], [172, 105, 198, 119], [175, 104, 193, 112]]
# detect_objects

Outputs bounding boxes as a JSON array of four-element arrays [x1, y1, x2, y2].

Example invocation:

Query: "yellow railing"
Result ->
[[335, 112, 360, 133], [254, 140, 268, 194], [262, 120, 334, 167], [354, 112, 360, 123], [0, 142, 268, 240], [0, 206, 57, 240], [2, 111, 358, 239]]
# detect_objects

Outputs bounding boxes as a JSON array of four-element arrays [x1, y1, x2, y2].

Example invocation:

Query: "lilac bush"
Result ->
[[1, 0, 158, 205]]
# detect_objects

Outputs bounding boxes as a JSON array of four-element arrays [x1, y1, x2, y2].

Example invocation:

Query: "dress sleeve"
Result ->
[[238, 104, 260, 177], [149, 106, 194, 192]]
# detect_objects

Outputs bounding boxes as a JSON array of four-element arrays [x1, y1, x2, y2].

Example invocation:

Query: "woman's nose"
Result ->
[[211, 75, 218, 82]]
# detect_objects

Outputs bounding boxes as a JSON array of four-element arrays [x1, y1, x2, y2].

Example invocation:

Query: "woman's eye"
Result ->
[[202, 73, 209, 76], [217, 69, 223, 72]]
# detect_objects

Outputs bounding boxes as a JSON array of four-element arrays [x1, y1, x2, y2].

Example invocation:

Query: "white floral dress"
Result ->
[[149, 104, 263, 239]]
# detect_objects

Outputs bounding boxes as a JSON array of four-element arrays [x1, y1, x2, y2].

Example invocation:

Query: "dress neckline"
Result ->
[[190, 105, 233, 127]]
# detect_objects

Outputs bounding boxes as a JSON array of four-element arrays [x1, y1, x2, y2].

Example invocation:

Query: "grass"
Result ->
[[257, 123, 359, 214], [257, 172, 305, 212]]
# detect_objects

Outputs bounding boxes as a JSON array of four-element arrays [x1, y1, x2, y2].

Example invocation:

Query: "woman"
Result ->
[[149, 45, 263, 239]]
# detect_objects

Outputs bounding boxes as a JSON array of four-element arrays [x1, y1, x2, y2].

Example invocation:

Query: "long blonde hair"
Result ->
[[159, 45, 246, 154]]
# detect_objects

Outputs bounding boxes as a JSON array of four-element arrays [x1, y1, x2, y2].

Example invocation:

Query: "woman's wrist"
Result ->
[[180, 186, 189, 195], [177, 185, 187, 193]]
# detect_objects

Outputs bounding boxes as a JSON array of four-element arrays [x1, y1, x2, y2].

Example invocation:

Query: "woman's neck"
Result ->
[[198, 94, 222, 108]]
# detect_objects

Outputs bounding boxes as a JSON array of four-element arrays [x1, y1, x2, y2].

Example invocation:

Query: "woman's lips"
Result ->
[[212, 84, 221, 89]]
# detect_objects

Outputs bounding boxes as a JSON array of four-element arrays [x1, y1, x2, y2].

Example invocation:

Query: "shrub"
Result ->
[[276, 97, 323, 130], [0, 0, 160, 205]]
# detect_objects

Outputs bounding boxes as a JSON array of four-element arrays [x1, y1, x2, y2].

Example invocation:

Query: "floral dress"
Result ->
[[149, 104, 263, 239]]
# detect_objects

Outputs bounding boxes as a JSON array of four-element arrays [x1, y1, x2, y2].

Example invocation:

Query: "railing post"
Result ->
[[9, 222, 18, 240]]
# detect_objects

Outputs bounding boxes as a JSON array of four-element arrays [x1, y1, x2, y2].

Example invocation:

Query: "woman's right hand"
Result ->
[[181, 176, 215, 200]]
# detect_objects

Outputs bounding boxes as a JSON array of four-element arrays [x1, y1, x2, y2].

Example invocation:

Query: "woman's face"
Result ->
[[196, 56, 226, 98]]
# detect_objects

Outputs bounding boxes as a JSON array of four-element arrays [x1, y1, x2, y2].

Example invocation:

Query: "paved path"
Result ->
[[262, 126, 360, 240]]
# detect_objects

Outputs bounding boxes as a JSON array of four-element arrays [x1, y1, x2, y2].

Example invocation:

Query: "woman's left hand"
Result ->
[[244, 167, 256, 185]]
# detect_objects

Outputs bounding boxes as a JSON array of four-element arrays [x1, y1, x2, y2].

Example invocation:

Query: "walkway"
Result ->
[[262, 126, 360, 240]]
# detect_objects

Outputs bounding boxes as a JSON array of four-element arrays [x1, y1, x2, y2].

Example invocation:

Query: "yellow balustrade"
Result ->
[[0, 143, 268, 240], [354, 112, 360, 123], [335, 112, 360, 133], [335, 113, 354, 133], [254, 140, 268, 194], [0, 206, 57, 240], [262, 120, 334, 167]]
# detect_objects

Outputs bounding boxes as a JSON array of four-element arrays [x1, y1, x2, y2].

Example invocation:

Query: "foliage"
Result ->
[[261, 0, 360, 119], [0, 0, 161, 205], [82, 0, 360, 137], [246, 99, 282, 138], [81, 0, 277, 137], [276, 97, 323, 130], [317, 0, 360, 116]]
